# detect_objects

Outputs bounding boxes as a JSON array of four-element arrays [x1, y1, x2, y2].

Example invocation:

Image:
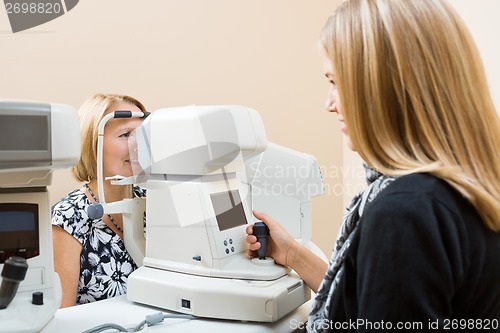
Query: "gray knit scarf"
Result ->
[[307, 164, 396, 332]]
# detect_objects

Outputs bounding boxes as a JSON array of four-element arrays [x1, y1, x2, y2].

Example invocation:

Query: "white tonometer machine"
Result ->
[[91, 105, 324, 322], [0, 101, 80, 333]]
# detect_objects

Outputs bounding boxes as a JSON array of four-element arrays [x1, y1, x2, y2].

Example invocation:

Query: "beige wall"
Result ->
[[449, 0, 500, 112], [2, 0, 496, 258], [0, 0, 342, 255]]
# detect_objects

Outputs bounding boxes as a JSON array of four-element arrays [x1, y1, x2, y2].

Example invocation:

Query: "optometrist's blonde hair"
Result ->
[[71, 93, 147, 183], [321, 0, 500, 230]]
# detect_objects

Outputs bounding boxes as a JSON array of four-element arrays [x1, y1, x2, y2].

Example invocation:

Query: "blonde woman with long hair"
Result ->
[[52, 93, 148, 307], [246, 0, 500, 330]]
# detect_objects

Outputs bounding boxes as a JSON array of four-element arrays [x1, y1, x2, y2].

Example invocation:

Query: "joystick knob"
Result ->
[[0, 256, 28, 309], [253, 221, 269, 260]]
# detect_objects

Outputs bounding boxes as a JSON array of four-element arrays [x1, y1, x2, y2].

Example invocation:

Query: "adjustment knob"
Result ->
[[253, 221, 269, 260]]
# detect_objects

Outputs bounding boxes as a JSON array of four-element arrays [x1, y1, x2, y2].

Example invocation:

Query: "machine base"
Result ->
[[127, 266, 310, 322], [0, 274, 62, 333]]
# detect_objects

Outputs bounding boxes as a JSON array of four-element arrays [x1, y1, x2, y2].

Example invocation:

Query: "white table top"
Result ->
[[42, 294, 311, 333]]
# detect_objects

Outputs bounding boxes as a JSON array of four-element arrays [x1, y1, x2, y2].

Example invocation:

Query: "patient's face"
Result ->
[[102, 102, 144, 178]]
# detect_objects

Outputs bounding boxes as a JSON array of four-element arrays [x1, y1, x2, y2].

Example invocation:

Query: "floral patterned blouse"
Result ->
[[51, 186, 146, 305]]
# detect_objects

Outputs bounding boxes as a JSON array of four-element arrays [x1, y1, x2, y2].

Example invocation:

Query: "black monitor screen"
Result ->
[[0, 211, 36, 232], [0, 203, 39, 263], [210, 190, 247, 231]]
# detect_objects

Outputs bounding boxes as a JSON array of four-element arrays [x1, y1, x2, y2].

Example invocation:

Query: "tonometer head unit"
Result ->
[[122, 105, 324, 322]]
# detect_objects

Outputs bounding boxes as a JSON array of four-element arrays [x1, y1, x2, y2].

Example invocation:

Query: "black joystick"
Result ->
[[0, 256, 29, 309], [253, 221, 269, 260]]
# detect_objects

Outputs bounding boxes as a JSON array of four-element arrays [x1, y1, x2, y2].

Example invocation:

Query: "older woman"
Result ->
[[52, 93, 148, 307]]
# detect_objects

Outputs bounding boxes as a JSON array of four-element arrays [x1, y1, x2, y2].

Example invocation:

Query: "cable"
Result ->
[[81, 312, 195, 333], [81, 323, 128, 333]]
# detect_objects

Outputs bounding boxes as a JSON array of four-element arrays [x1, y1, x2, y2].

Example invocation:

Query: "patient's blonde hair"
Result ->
[[321, 0, 500, 230], [71, 93, 147, 182]]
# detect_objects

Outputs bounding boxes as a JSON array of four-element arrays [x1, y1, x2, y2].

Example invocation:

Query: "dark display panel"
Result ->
[[0, 203, 39, 263], [210, 190, 247, 231]]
